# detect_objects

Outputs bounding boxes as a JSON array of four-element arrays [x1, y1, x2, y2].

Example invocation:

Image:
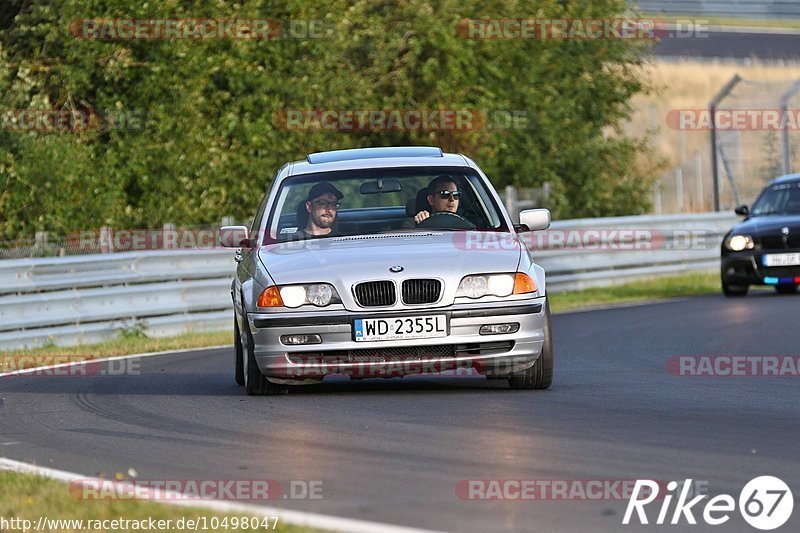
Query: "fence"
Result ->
[[0, 212, 739, 350]]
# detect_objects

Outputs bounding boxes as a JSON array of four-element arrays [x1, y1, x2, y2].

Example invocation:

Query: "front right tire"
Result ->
[[509, 301, 553, 390], [234, 315, 245, 386], [242, 311, 288, 395]]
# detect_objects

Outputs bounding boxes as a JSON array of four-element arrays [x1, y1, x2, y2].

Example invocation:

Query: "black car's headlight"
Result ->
[[724, 234, 755, 252], [257, 283, 341, 308]]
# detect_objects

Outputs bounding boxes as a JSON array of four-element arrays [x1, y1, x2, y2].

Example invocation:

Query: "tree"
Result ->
[[0, 0, 659, 241]]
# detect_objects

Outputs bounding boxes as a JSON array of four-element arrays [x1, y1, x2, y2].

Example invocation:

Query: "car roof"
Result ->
[[770, 173, 800, 185], [282, 146, 473, 179]]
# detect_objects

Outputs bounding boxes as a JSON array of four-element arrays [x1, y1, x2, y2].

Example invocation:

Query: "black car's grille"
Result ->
[[354, 281, 396, 307], [763, 267, 800, 278], [760, 234, 800, 250], [402, 279, 442, 304]]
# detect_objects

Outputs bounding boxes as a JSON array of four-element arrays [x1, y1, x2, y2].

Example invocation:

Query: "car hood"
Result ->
[[733, 214, 800, 237], [258, 232, 522, 307]]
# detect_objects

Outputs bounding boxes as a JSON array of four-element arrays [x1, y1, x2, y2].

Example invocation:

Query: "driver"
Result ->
[[301, 182, 344, 237], [403, 175, 462, 228]]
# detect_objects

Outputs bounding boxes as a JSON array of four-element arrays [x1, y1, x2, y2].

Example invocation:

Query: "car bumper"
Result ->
[[722, 250, 800, 286], [247, 298, 547, 382]]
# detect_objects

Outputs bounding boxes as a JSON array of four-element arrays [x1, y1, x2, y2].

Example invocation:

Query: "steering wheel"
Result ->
[[416, 211, 476, 230]]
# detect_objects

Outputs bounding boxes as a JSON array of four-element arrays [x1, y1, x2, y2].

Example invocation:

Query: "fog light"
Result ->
[[281, 334, 322, 345], [479, 323, 520, 335]]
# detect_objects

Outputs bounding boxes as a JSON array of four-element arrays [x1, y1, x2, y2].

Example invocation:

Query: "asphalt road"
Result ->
[[654, 29, 800, 60], [2, 293, 800, 532]]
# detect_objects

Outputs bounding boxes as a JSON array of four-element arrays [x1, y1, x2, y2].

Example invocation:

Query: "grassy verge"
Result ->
[[548, 271, 720, 314], [1, 330, 229, 360], [0, 471, 319, 533], [643, 14, 800, 30]]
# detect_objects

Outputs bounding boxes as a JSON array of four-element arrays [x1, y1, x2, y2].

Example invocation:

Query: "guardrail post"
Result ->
[[694, 151, 704, 210], [653, 181, 662, 215], [709, 74, 742, 212], [99, 226, 114, 253], [505, 185, 518, 222], [34, 231, 48, 252], [163, 223, 177, 249]]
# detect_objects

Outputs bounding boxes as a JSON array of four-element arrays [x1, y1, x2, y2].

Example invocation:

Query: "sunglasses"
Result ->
[[312, 200, 340, 209], [436, 190, 462, 200]]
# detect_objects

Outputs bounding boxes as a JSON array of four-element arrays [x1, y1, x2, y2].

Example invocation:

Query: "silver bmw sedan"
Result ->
[[221, 146, 553, 394]]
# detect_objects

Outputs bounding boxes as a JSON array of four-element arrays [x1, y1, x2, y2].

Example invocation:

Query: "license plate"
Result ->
[[354, 315, 447, 342], [763, 253, 800, 267]]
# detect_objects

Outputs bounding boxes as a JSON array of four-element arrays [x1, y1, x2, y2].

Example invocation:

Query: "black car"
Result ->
[[721, 174, 800, 297]]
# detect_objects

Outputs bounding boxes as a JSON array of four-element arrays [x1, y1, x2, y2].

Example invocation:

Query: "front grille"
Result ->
[[402, 279, 442, 304], [354, 281, 396, 307], [286, 342, 515, 365], [349, 345, 455, 362]]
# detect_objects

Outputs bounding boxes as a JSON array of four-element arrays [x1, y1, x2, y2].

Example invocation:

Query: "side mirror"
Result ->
[[734, 205, 749, 216], [513, 223, 530, 233], [519, 208, 551, 231], [219, 225, 250, 248]]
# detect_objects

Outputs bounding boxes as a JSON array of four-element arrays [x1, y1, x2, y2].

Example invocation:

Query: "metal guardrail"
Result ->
[[0, 213, 739, 349], [634, 1, 800, 19], [539, 212, 737, 291]]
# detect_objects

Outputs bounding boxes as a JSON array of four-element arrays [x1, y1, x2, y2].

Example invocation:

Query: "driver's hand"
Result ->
[[414, 211, 430, 224]]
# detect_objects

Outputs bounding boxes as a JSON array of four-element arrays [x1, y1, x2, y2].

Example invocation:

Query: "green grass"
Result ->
[[548, 271, 720, 314], [644, 13, 800, 30], [0, 330, 231, 372], [0, 471, 320, 533]]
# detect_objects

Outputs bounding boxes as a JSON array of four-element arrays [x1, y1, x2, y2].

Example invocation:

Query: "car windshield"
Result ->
[[750, 182, 800, 216], [263, 167, 508, 243]]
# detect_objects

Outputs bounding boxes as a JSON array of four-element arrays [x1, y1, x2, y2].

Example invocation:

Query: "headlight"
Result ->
[[725, 234, 755, 251], [279, 286, 307, 308], [306, 284, 334, 306], [456, 273, 536, 298], [258, 283, 340, 308]]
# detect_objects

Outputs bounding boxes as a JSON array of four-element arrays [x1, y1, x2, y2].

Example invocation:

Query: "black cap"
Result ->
[[306, 182, 344, 201]]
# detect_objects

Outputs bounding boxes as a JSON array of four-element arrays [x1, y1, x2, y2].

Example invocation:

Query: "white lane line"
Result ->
[[0, 458, 442, 533], [0, 345, 230, 378]]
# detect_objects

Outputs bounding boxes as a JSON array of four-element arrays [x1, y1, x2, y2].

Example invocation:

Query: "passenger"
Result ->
[[403, 175, 462, 228], [301, 182, 344, 238]]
